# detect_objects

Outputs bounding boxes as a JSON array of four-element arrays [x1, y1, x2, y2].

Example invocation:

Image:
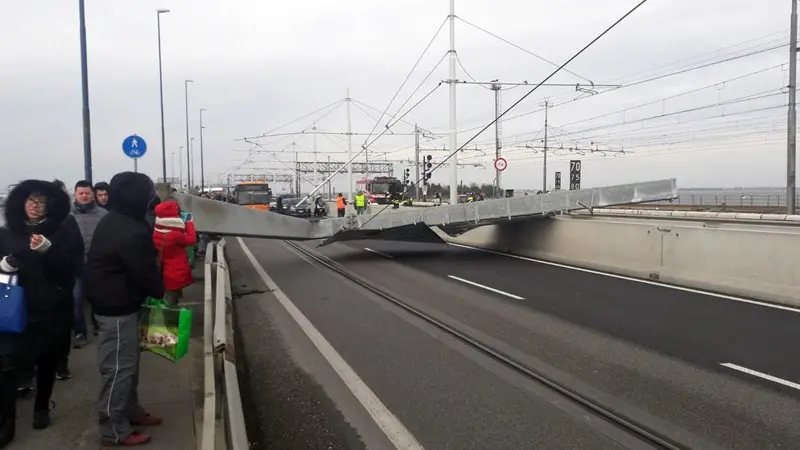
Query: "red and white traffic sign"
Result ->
[[494, 157, 508, 172]]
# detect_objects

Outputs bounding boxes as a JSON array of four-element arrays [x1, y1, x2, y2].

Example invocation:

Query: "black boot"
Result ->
[[33, 401, 55, 430], [0, 417, 15, 448]]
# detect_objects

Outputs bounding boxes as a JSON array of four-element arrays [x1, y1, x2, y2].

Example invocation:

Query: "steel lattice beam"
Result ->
[[295, 161, 393, 176], [230, 173, 294, 183]]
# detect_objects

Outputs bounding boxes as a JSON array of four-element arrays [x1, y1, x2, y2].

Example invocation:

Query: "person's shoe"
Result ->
[[129, 413, 163, 427], [17, 381, 33, 399], [33, 402, 55, 430], [56, 367, 72, 381], [73, 333, 88, 349], [103, 431, 152, 446]]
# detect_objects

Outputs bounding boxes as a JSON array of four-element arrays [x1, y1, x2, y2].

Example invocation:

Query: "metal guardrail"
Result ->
[[202, 239, 248, 449], [202, 242, 216, 450], [587, 208, 800, 223]]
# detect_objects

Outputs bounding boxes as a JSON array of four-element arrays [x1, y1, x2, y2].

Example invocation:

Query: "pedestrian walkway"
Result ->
[[9, 265, 207, 449]]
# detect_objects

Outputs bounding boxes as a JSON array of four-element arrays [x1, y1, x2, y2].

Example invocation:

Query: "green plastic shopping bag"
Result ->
[[139, 298, 193, 362], [181, 210, 197, 266], [186, 246, 196, 266]]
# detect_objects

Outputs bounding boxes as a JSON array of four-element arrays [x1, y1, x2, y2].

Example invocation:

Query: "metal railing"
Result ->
[[651, 193, 800, 208], [202, 239, 248, 449]]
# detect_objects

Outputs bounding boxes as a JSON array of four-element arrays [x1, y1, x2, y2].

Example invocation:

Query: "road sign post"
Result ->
[[122, 135, 148, 173], [493, 157, 508, 172], [569, 160, 581, 190]]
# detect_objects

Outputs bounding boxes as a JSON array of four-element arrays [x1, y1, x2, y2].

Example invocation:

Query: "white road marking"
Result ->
[[364, 247, 394, 259], [720, 363, 800, 391], [448, 243, 800, 314], [236, 238, 425, 450], [447, 275, 524, 300]]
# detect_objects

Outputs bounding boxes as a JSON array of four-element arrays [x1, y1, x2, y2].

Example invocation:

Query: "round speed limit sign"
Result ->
[[494, 157, 508, 172]]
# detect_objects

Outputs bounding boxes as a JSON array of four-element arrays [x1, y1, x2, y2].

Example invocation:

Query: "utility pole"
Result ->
[[178, 146, 183, 189], [365, 142, 370, 181], [346, 88, 353, 202], [492, 81, 502, 197], [79, 0, 93, 183], [415, 125, 421, 200], [328, 155, 332, 199], [448, 0, 458, 205], [199, 108, 206, 194], [788, 0, 798, 214], [294, 143, 300, 195], [184, 80, 193, 189], [543, 100, 549, 193], [313, 121, 319, 188], [190, 137, 195, 191]]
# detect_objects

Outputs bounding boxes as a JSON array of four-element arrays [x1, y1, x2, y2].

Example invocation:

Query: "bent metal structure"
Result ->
[[175, 178, 678, 244]]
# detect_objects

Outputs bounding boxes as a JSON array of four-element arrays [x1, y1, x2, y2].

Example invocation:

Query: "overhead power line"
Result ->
[[457, 16, 593, 84], [361, 16, 448, 146], [359, 0, 654, 229]]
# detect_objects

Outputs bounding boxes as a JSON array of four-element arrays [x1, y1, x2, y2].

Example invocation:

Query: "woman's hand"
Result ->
[[30, 234, 44, 249]]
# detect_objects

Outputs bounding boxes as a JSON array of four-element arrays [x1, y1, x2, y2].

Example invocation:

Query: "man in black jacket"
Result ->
[[85, 172, 165, 447]]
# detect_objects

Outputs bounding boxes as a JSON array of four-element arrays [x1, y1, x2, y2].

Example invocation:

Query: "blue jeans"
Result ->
[[73, 279, 87, 336]]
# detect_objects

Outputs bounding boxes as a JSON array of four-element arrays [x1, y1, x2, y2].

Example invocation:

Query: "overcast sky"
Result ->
[[0, 0, 792, 194]]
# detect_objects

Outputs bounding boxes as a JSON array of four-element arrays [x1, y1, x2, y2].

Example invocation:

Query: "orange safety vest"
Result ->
[[336, 197, 346, 209]]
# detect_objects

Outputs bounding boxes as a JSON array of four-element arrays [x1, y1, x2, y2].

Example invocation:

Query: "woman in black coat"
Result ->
[[0, 180, 83, 447]]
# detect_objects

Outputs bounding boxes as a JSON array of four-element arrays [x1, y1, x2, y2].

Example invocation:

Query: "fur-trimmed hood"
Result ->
[[4, 179, 71, 236]]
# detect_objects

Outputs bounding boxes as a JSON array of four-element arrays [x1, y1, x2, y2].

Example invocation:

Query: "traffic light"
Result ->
[[403, 168, 410, 185], [423, 155, 433, 185]]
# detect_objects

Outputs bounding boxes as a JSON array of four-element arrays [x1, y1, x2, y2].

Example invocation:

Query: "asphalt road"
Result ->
[[230, 238, 659, 450], [319, 239, 800, 450], [229, 236, 800, 449], [349, 240, 800, 386]]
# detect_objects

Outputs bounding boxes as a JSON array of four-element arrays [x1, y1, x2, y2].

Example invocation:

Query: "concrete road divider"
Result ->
[[436, 215, 800, 307]]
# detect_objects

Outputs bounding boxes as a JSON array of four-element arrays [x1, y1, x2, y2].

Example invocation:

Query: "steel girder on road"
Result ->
[[176, 178, 678, 242]]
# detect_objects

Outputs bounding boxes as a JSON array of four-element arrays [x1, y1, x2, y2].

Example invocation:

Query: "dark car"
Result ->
[[282, 198, 311, 217]]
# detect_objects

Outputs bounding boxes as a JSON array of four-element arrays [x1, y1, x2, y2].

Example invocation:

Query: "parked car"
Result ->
[[282, 198, 311, 217]]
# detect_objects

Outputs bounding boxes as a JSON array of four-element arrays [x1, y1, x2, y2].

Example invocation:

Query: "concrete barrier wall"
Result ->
[[444, 216, 800, 307]]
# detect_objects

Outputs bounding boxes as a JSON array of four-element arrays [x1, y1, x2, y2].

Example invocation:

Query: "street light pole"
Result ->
[[184, 79, 194, 189], [190, 137, 196, 191], [156, 9, 171, 184], [78, 0, 93, 183], [200, 108, 206, 194], [171, 152, 175, 181]]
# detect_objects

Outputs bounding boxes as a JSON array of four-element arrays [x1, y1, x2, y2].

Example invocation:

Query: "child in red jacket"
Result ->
[[153, 200, 197, 305]]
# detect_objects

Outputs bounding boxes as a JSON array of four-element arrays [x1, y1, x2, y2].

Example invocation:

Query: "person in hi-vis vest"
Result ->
[[336, 193, 347, 218], [355, 191, 367, 215]]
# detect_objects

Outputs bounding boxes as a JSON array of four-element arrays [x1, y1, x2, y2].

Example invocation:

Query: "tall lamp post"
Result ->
[[79, 0, 93, 183], [199, 108, 207, 194], [190, 137, 196, 191], [171, 152, 176, 181], [156, 9, 171, 183], [178, 145, 184, 189], [184, 79, 194, 188]]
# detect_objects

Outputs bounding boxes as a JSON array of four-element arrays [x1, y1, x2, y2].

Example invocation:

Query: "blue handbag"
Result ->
[[0, 273, 26, 333]]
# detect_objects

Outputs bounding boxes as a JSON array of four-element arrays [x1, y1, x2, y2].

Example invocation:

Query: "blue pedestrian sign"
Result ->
[[122, 135, 147, 159]]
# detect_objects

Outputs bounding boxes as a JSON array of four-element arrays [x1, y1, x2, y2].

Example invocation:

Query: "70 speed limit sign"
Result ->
[[494, 157, 508, 171]]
